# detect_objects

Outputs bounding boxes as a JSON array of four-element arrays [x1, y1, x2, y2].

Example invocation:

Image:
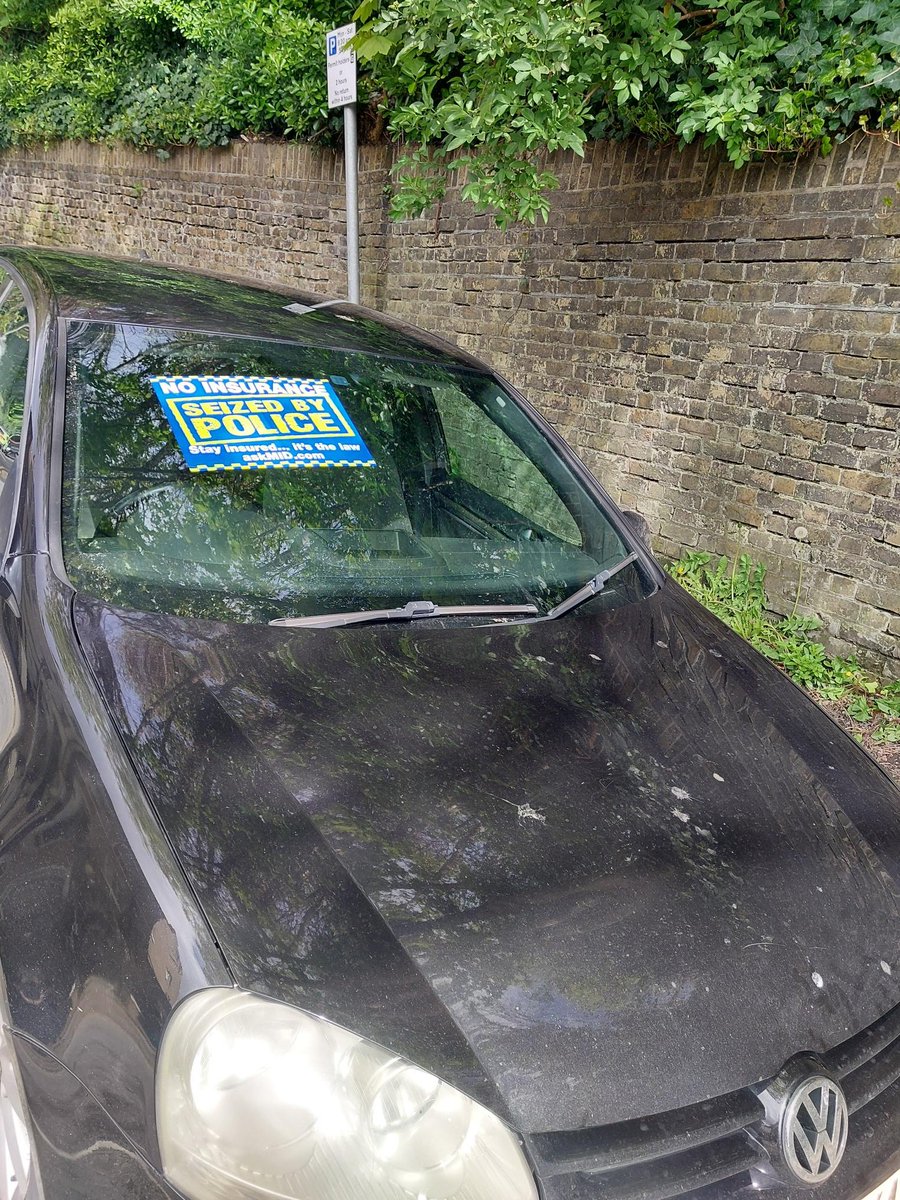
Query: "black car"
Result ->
[[1, 246, 899, 1200]]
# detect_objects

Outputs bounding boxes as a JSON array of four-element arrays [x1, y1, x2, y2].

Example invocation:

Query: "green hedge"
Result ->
[[0, 0, 897, 222], [0, 0, 354, 149]]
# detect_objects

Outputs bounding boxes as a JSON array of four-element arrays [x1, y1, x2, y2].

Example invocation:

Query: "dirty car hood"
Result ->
[[74, 582, 900, 1133]]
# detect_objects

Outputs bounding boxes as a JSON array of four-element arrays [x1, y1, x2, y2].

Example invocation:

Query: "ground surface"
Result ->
[[821, 698, 900, 787]]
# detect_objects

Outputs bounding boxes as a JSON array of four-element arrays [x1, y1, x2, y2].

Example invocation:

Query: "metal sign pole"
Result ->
[[326, 22, 359, 305], [344, 102, 360, 305]]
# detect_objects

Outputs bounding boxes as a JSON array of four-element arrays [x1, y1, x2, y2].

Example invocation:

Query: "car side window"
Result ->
[[0, 271, 30, 462], [432, 382, 582, 545]]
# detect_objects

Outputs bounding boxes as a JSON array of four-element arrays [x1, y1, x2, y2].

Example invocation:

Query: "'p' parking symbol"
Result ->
[[328, 35, 337, 55]]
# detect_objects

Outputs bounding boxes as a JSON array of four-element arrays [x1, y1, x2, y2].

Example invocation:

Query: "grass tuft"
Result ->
[[667, 551, 900, 749]]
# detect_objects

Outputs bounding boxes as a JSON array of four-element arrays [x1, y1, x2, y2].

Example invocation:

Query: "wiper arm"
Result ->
[[269, 600, 539, 630], [542, 551, 640, 621], [270, 555, 638, 629]]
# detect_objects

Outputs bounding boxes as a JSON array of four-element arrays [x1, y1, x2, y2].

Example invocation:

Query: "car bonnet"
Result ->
[[73, 580, 900, 1134]]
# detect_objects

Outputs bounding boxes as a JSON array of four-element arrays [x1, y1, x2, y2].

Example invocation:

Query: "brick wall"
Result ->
[[0, 137, 897, 674]]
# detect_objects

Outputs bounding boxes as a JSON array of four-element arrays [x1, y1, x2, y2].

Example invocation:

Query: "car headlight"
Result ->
[[156, 988, 539, 1200]]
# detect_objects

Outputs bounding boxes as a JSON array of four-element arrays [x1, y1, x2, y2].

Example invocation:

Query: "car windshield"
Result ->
[[61, 321, 647, 624]]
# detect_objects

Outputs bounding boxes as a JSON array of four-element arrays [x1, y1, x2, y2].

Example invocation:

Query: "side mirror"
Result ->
[[622, 509, 652, 549], [0, 434, 18, 473]]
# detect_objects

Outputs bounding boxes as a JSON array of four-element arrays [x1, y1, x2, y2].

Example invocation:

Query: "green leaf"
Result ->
[[851, 2, 881, 23], [353, 32, 395, 61], [353, 0, 379, 22]]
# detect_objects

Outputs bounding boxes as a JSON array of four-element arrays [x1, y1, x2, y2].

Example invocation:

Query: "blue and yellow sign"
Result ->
[[150, 375, 375, 472]]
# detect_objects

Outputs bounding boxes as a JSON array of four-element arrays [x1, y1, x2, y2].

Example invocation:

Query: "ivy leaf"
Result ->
[[818, 0, 855, 16], [775, 27, 822, 67], [851, 2, 882, 23]]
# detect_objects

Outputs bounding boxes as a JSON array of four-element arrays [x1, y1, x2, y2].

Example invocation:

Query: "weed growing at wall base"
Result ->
[[668, 552, 900, 752]]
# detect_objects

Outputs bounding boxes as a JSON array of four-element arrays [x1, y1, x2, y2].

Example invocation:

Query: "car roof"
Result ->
[[0, 246, 483, 369]]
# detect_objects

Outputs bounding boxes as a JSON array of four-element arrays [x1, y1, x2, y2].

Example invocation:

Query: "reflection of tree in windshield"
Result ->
[[36, 250, 467, 360], [63, 323, 625, 622], [0, 277, 29, 447]]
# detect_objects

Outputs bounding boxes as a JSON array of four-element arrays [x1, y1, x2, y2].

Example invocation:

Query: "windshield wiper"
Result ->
[[542, 551, 640, 621], [269, 600, 539, 630], [269, 553, 638, 629]]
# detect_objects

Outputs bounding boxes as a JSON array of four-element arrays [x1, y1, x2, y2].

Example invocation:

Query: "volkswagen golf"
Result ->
[[1, 247, 899, 1200]]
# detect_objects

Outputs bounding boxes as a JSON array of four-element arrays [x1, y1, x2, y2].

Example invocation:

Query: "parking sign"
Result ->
[[326, 23, 357, 109]]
